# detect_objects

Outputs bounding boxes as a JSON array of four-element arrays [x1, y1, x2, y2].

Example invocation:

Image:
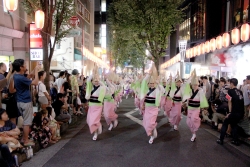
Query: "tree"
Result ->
[[108, 0, 184, 72], [22, 0, 75, 89]]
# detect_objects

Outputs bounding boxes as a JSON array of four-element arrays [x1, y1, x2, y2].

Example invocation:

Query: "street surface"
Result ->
[[23, 97, 250, 167]]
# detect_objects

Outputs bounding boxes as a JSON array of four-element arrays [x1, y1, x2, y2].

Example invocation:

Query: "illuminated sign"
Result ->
[[30, 23, 43, 48]]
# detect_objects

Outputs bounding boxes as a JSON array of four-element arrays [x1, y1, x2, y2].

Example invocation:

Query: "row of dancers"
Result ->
[[85, 64, 208, 144]]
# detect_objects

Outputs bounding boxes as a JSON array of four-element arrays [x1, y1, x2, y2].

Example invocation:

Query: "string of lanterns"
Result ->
[[5, 0, 45, 29], [82, 46, 110, 69], [161, 23, 250, 69]]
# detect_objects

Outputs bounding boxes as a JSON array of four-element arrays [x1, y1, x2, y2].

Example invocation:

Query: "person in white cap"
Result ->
[[186, 70, 208, 142], [140, 64, 162, 144], [85, 65, 106, 141]]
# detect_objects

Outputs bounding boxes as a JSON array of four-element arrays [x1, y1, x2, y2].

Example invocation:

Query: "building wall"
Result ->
[[0, 1, 30, 69]]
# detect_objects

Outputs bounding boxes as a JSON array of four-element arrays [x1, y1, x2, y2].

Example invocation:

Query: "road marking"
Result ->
[[124, 109, 143, 126]]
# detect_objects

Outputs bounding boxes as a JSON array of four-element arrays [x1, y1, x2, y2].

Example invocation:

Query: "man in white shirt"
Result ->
[[53, 71, 66, 93]]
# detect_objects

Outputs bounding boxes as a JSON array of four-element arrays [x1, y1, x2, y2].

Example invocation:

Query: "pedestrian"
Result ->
[[85, 66, 106, 141], [217, 78, 244, 146], [140, 64, 161, 144], [12, 59, 39, 146]]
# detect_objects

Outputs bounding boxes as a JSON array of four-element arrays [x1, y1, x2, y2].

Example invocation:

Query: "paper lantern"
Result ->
[[201, 43, 205, 54], [241, 23, 250, 42], [190, 48, 193, 58], [205, 41, 210, 53], [216, 36, 222, 49], [193, 46, 197, 57], [197, 44, 201, 55], [35, 10, 45, 30], [222, 33, 230, 47], [4, 0, 18, 12], [186, 49, 190, 58], [231, 28, 240, 45], [210, 38, 216, 51]]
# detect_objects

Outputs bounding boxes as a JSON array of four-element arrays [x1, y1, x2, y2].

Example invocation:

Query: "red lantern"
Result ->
[[4, 0, 18, 12], [69, 16, 80, 28], [35, 10, 45, 30], [210, 38, 216, 51], [231, 28, 240, 45], [241, 23, 250, 42], [222, 33, 230, 48], [216, 36, 222, 49], [205, 41, 210, 53]]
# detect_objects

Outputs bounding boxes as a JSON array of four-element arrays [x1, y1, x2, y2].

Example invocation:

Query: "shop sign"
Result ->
[[30, 23, 43, 48], [30, 49, 43, 60]]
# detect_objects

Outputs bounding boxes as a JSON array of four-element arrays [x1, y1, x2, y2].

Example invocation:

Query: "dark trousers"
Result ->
[[0, 144, 15, 167], [220, 113, 243, 141]]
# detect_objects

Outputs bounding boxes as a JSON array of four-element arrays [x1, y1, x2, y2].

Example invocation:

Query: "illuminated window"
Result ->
[[101, 0, 106, 12]]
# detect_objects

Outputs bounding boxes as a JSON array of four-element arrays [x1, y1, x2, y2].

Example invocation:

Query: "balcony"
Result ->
[[77, 0, 91, 24]]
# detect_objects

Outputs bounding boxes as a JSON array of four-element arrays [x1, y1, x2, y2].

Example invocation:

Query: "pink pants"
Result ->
[[186, 108, 201, 133], [134, 97, 140, 108], [143, 106, 158, 136], [103, 101, 118, 125], [169, 102, 182, 126], [164, 97, 172, 117], [87, 105, 103, 134], [160, 96, 166, 110]]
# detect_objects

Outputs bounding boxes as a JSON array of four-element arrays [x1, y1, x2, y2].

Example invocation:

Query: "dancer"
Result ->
[[103, 74, 118, 131], [159, 76, 167, 111], [169, 72, 190, 131], [186, 70, 208, 142], [164, 76, 172, 118], [140, 64, 162, 144], [124, 79, 131, 99], [85, 65, 106, 141]]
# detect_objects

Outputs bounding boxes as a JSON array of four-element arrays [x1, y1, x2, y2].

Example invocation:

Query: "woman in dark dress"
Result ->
[[29, 109, 54, 148]]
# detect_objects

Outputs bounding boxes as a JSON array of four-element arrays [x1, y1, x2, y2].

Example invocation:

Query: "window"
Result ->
[[230, 0, 249, 28]]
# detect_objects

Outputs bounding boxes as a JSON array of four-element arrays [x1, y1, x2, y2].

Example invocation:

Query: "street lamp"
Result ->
[[178, 39, 187, 79]]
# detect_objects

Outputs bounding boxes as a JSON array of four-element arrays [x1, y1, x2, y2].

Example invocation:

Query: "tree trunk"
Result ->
[[41, 33, 51, 92]]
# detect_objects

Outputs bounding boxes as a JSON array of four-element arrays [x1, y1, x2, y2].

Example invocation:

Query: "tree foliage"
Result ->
[[22, 0, 75, 89], [108, 0, 184, 72]]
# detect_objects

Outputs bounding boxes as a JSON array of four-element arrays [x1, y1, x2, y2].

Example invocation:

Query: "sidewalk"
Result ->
[[14, 114, 86, 167]]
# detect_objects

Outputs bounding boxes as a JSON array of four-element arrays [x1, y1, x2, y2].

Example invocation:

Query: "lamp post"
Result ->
[[179, 39, 187, 79]]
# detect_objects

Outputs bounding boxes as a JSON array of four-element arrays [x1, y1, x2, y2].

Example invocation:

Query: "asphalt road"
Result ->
[[23, 97, 250, 167]]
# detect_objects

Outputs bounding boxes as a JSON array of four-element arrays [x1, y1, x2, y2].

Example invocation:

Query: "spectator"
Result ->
[[37, 71, 51, 109], [46, 107, 61, 141], [0, 108, 21, 160], [3, 65, 19, 125], [0, 63, 7, 108], [71, 69, 81, 115], [52, 93, 70, 123], [12, 59, 39, 146], [217, 78, 244, 146], [242, 75, 250, 118], [0, 144, 16, 167], [29, 109, 55, 148], [209, 76, 215, 101], [203, 76, 211, 100], [62, 74, 73, 111], [53, 71, 66, 93]]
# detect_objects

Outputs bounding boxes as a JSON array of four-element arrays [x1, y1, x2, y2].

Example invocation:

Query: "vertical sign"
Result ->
[[29, 23, 43, 60]]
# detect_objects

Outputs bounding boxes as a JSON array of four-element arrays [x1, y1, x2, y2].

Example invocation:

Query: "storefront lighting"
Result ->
[[222, 33, 230, 48], [35, 10, 45, 30], [216, 36, 222, 49], [4, 0, 18, 12], [205, 41, 210, 53], [210, 38, 216, 51], [231, 28, 240, 45], [241, 23, 250, 42]]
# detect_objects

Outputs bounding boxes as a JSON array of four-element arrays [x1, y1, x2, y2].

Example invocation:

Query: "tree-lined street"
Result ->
[[23, 97, 250, 167]]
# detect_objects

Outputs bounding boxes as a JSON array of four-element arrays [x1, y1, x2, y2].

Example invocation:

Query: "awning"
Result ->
[[74, 48, 87, 60]]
